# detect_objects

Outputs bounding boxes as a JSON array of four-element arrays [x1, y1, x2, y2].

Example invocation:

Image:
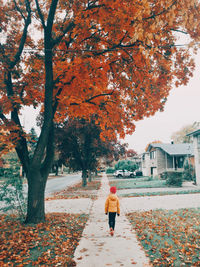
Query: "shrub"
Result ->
[[106, 167, 115, 174], [160, 172, 167, 180], [0, 175, 27, 219], [163, 171, 183, 187], [182, 161, 196, 182], [0, 158, 27, 219]]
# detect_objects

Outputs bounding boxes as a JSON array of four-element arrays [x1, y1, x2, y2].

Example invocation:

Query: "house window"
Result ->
[[150, 151, 156, 159]]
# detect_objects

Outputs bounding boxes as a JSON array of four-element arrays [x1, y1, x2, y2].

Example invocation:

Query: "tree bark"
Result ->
[[82, 169, 88, 187], [88, 170, 92, 182], [55, 165, 59, 176], [25, 169, 48, 224]]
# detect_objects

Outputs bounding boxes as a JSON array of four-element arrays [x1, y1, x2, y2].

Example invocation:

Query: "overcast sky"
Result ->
[[124, 51, 200, 153]]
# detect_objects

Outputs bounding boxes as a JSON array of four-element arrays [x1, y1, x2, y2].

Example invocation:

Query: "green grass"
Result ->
[[127, 208, 200, 266], [121, 189, 200, 197], [110, 177, 166, 189]]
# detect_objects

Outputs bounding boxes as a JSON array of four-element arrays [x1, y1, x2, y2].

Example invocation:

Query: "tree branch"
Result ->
[[143, 0, 177, 21], [35, 0, 46, 29], [69, 91, 114, 106], [0, 109, 9, 124], [46, 0, 59, 34], [85, 92, 114, 103], [13, 0, 26, 20], [170, 28, 188, 35], [53, 76, 75, 114], [10, 0, 31, 68], [53, 21, 75, 47]]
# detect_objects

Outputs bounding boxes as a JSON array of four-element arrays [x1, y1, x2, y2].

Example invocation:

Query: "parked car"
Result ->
[[114, 170, 135, 178]]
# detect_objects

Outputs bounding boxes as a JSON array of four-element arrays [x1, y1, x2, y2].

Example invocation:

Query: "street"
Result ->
[[45, 173, 81, 196], [0, 173, 82, 212], [22, 172, 82, 196]]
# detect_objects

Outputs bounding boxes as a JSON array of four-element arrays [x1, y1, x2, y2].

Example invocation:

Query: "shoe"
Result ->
[[110, 228, 113, 236]]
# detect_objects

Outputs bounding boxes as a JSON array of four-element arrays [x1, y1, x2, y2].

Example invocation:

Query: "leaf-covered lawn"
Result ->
[[46, 180, 101, 201], [0, 213, 88, 266], [127, 209, 200, 266]]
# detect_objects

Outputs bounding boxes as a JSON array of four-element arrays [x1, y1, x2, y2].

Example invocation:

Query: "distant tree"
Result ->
[[101, 141, 128, 167], [145, 140, 162, 152], [51, 152, 63, 176], [171, 122, 200, 143], [55, 118, 118, 186], [126, 149, 138, 158], [27, 128, 38, 159], [115, 160, 137, 172]]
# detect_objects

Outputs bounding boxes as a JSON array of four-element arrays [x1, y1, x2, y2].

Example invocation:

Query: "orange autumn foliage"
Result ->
[[145, 140, 162, 152], [1, 0, 200, 143]]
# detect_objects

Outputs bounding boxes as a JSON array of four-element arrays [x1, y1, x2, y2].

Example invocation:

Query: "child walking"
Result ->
[[105, 186, 120, 236]]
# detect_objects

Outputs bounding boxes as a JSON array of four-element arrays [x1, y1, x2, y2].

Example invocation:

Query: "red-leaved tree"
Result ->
[[1, 0, 200, 223]]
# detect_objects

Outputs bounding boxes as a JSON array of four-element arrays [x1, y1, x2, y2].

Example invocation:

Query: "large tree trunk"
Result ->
[[82, 169, 88, 187], [25, 169, 48, 224]]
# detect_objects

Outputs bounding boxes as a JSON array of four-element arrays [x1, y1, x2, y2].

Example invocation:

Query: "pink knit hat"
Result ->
[[110, 186, 117, 194]]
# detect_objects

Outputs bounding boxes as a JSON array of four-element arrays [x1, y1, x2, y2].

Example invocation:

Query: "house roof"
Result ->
[[187, 129, 200, 137], [148, 143, 194, 156]]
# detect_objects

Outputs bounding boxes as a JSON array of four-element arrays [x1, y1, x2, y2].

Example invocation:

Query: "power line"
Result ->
[[1, 42, 200, 54]]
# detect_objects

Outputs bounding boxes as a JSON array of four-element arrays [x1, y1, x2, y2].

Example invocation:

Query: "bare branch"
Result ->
[[35, 0, 46, 28], [0, 109, 9, 124], [11, 0, 31, 68], [143, 0, 177, 21], [85, 92, 114, 103], [13, 0, 26, 20], [170, 28, 188, 35]]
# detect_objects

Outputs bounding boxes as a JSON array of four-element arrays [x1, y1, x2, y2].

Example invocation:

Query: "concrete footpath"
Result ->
[[73, 174, 151, 267]]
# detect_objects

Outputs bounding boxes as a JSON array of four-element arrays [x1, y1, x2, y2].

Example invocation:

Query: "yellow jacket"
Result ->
[[105, 193, 120, 214]]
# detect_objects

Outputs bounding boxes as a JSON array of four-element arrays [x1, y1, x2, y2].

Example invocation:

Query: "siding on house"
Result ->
[[187, 129, 200, 185], [141, 152, 150, 176], [156, 148, 165, 173]]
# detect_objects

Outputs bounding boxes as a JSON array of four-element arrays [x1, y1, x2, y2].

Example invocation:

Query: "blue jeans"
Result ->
[[108, 212, 116, 230]]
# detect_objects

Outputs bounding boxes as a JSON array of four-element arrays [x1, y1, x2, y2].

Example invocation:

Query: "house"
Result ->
[[142, 143, 194, 177], [187, 129, 200, 185]]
